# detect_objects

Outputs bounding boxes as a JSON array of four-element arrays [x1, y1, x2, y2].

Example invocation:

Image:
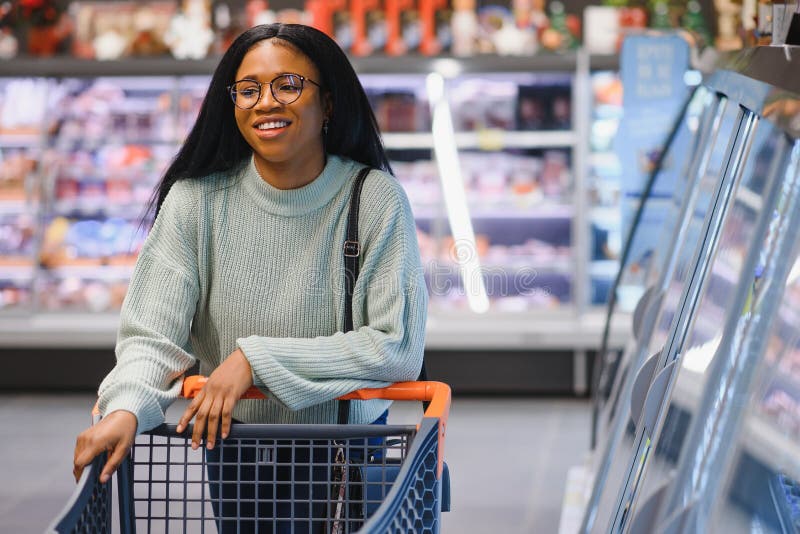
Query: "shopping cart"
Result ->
[[50, 377, 451, 533]]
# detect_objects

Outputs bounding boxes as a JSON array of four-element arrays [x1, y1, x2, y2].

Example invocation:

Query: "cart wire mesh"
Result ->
[[121, 423, 415, 533], [49, 452, 112, 533]]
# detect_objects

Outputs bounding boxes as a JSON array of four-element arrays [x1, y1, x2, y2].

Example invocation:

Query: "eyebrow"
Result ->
[[235, 72, 304, 80]]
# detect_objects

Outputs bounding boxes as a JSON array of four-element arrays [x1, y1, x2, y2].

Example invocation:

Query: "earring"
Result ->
[[322, 119, 329, 136]]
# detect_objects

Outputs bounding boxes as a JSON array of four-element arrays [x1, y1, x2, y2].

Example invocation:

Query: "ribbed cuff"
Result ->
[[100, 389, 163, 435]]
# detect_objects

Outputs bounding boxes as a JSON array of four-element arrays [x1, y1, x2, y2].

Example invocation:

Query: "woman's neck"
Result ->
[[252, 152, 327, 190]]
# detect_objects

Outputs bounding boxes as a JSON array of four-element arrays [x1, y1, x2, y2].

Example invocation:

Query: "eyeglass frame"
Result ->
[[227, 74, 323, 109]]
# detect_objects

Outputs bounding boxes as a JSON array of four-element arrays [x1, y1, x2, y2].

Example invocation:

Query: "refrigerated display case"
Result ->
[[591, 85, 718, 441], [0, 78, 52, 313], [573, 45, 800, 534], [587, 70, 623, 307], [587, 84, 719, 454], [643, 136, 800, 534], [0, 54, 631, 372], [576, 87, 742, 533]]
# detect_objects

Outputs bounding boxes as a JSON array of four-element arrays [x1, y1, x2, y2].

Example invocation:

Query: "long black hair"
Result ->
[[148, 23, 392, 220]]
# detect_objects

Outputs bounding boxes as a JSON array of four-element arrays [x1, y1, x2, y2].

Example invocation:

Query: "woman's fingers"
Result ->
[[204, 397, 224, 450], [100, 435, 133, 483], [176, 390, 203, 434], [221, 397, 234, 440], [73, 431, 101, 482], [73, 411, 137, 483]]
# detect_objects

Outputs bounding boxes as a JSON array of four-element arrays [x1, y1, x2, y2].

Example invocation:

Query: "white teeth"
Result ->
[[257, 121, 289, 130]]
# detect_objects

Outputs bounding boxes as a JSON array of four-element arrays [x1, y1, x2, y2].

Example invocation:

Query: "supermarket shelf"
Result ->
[[589, 54, 621, 71], [0, 200, 31, 214], [414, 204, 574, 220], [0, 57, 219, 77], [0, 133, 42, 147], [735, 185, 764, 212], [0, 265, 35, 282], [0, 313, 121, 347], [382, 130, 577, 150], [54, 138, 179, 149], [0, 309, 631, 349], [671, 366, 800, 483], [0, 54, 592, 78], [0, 53, 620, 78], [427, 258, 573, 273], [590, 260, 621, 279], [45, 264, 135, 280], [53, 200, 145, 218]]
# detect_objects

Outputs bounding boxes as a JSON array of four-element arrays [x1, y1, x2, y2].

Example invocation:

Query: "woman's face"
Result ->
[[233, 40, 329, 175]]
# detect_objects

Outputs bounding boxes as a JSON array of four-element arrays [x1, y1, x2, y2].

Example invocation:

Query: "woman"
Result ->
[[72, 23, 427, 529]]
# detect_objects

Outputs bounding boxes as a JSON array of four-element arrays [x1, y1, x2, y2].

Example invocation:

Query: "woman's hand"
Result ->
[[73, 410, 137, 483], [176, 348, 254, 450]]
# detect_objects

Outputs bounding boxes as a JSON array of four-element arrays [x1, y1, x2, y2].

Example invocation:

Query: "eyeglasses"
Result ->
[[228, 74, 322, 109]]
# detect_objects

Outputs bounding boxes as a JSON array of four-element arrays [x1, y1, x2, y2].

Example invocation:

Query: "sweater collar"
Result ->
[[242, 154, 356, 216]]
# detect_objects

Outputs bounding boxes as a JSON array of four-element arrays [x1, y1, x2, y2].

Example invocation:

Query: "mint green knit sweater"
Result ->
[[98, 155, 427, 433]]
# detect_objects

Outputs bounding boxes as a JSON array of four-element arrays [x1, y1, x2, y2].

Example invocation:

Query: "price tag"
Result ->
[[476, 128, 505, 151]]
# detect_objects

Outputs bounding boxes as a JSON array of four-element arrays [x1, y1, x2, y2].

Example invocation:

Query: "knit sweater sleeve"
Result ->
[[237, 173, 427, 411], [97, 182, 199, 433]]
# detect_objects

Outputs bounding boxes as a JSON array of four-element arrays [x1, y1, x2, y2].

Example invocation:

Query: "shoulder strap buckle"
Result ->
[[343, 240, 360, 257]]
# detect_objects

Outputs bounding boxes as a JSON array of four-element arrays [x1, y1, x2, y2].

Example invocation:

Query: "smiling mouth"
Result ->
[[256, 120, 290, 130]]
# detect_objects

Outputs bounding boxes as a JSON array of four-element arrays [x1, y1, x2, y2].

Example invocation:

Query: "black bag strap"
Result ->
[[339, 167, 371, 425], [337, 167, 430, 424]]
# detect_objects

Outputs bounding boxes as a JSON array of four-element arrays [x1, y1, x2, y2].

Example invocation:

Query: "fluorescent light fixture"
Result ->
[[426, 72, 490, 314]]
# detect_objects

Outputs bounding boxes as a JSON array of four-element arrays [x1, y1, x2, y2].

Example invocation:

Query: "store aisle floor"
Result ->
[[0, 394, 590, 533]]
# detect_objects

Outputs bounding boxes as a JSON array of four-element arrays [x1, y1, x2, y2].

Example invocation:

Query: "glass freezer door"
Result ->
[[654, 139, 800, 533], [620, 118, 794, 531], [594, 87, 718, 448], [582, 98, 749, 534]]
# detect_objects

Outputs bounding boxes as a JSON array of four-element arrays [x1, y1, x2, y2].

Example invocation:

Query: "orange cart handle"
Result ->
[[182, 375, 451, 423]]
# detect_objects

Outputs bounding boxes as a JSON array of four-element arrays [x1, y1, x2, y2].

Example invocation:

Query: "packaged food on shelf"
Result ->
[[368, 89, 428, 132], [447, 74, 573, 132], [177, 77, 210, 139], [459, 150, 571, 208], [71, 1, 176, 60], [0, 211, 35, 310], [0, 278, 30, 308], [37, 274, 129, 313], [362, 73, 430, 133], [449, 77, 517, 131], [0, 148, 37, 202], [0, 78, 57, 137], [762, 387, 800, 440], [392, 159, 442, 209], [0, 212, 35, 264], [516, 83, 572, 130], [40, 216, 145, 269], [51, 144, 171, 217], [53, 78, 177, 147]]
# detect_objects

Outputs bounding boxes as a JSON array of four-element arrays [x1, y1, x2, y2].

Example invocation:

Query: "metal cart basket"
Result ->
[[50, 378, 451, 533]]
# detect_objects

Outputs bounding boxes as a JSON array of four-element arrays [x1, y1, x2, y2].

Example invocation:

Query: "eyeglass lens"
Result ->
[[230, 75, 304, 108]]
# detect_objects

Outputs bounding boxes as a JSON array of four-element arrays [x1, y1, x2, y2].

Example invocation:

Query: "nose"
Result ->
[[253, 82, 281, 110]]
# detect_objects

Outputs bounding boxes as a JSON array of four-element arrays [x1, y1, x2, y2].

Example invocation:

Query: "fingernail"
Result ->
[[100, 474, 108, 483], [192, 442, 198, 450], [207, 442, 214, 450], [222, 433, 228, 439], [176, 425, 183, 433]]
